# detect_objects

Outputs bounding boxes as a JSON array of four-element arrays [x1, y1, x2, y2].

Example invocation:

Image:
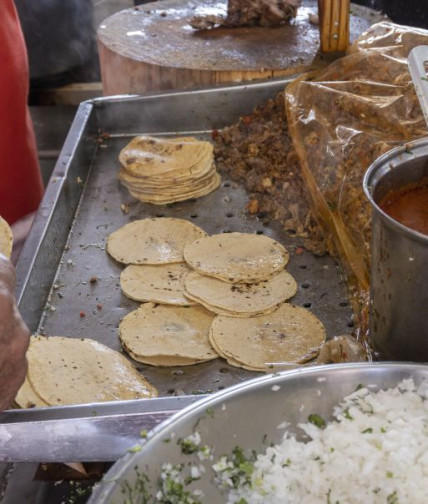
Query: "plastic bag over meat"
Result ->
[[285, 22, 428, 342]]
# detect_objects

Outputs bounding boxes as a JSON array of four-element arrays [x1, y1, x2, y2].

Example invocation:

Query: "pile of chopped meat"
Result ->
[[213, 92, 327, 256], [227, 0, 301, 27], [190, 0, 301, 30]]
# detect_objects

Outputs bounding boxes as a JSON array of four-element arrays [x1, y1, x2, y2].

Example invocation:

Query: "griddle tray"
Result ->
[[5, 80, 352, 462]]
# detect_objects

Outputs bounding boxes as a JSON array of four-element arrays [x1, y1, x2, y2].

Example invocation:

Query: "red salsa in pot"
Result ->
[[379, 181, 428, 236]]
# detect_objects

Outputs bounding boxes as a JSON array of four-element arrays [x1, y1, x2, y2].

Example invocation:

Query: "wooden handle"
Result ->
[[318, 0, 350, 53]]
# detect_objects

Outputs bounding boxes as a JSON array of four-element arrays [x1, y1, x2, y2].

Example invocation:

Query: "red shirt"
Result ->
[[0, 1, 43, 224]]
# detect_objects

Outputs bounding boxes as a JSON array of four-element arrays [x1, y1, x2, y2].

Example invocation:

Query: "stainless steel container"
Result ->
[[88, 362, 428, 503], [363, 139, 428, 361]]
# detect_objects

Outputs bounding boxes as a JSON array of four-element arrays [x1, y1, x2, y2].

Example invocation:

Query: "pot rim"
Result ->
[[363, 137, 428, 244]]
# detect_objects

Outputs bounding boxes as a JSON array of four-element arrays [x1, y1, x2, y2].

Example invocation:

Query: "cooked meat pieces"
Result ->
[[214, 92, 327, 255], [226, 0, 301, 27], [190, 0, 301, 29]]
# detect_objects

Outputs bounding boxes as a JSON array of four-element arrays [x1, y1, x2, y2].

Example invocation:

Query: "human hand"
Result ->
[[0, 254, 30, 411]]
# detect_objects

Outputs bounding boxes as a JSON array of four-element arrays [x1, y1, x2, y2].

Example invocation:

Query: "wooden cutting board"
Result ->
[[97, 0, 382, 95]]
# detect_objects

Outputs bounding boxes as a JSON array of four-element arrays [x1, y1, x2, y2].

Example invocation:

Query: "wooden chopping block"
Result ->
[[97, 0, 381, 96]]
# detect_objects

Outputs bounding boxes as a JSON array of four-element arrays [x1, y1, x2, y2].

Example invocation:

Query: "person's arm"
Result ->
[[0, 254, 30, 411]]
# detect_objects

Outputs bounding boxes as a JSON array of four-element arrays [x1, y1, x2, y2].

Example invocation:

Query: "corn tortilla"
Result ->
[[209, 303, 326, 371], [184, 232, 289, 283], [123, 345, 205, 367], [26, 336, 157, 405], [120, 263, 197, 305], [118, 147, 214, 183], [118, 135, 221, 204], [119, 136, 212, 178], [106, 217, 207, 265], [119, 303, 218, 366], [184, 269, 297, 317], [0, 216, 13, 258], [15, 377, 49, 409], [126, 172, 221, 205]]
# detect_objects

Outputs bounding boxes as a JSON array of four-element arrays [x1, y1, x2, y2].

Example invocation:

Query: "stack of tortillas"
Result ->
[[118, 135, 221, 204], [182, 232, 325, 371], [183, 232, 297, 317], [0, 215, 13, 258], [209, 304, 326, 372], [107, 218, 326, 371], [119, 303, 218, 366], [106, 217, 207, 265], [15, 336, 157, 408], [107, 217, 219, 366]]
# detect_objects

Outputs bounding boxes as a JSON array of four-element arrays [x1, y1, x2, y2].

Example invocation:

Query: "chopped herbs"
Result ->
[[120, 469, 151, 504], [387, 490, 399, 504], [308, 413, 326, 428], [343, 408, 354, 420], [205, 407, 215, 418], [128, 444, 143, 454], [109, 379, 428, 503], [178, 433, 201, 455], [212, 446, 256, 491], [157, 464, 203, 504]]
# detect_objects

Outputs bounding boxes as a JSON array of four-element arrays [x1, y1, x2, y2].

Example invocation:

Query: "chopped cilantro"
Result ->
[[205, 407, 215, 418], [120, 469, 150, 504], [179, 438, 199, 455], [387, 490, 399, 504], [282, 458, 292, 467], [308, 413, 326, 428], [128, 444, 142, 454], [343, 408, 354, 420]]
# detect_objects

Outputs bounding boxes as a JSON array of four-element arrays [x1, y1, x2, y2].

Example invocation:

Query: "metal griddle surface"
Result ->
[[16, 80, 353, 401], [35, 145, 352, 397]]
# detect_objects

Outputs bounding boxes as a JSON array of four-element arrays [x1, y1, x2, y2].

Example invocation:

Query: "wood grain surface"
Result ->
[[97, 0, 382, 95]]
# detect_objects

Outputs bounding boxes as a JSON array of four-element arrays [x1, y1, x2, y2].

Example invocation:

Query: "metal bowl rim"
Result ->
[[89, 361, 428, 503]]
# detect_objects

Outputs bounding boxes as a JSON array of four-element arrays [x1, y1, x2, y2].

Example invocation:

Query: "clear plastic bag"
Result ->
[[285, 22, 428, 341]]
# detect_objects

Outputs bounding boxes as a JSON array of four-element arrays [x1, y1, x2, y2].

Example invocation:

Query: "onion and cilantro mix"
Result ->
[[122, 379, 428, 503], [214, 378, 428, 503]]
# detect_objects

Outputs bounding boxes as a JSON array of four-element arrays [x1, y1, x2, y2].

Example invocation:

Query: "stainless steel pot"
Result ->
[[363, 140, 428, 361]]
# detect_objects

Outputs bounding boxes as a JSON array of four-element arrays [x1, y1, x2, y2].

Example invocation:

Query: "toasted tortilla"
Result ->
[[119, 303, 218, 366], [106, 217, 207, 265], [119, 147, 214, 183], [15, 377, 49, 409], [183, 232, 289, 283], [120, 262, 197, 305], [126, 172, 221, 205], [123, 346, 205, 367], [119, 136, 212, 178], [118, 135, 221, 204], [0, 216, 13, 258], [210, 303, 326, 371], [26, 336, 157, 405], [184, 269, 297, 317]]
